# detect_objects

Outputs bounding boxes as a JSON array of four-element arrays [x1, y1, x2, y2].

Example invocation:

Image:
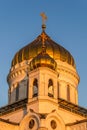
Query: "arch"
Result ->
[[33, 78, 38, 97], [20, 113, 40, 130], [45, 110, 65, 130], [48, 79, 54, 97]]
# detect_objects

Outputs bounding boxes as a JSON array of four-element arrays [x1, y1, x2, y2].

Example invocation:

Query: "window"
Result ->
[[29, 119, 35, 129], [19, 79, 28, 99], [50, 120, 57, 129], [33, 79, 38, 97], [48, 79, 54, 97], [16, 83, 19, 101], [57, 82, 59, 98], [67, 85, 70, 101], [8, 88, 11, 103]]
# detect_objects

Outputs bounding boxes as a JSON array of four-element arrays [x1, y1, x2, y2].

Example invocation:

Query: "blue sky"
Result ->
[[0, 0, 87, 107]]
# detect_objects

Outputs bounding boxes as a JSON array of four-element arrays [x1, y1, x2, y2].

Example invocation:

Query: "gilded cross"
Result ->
[[40, 12, 47, 25]]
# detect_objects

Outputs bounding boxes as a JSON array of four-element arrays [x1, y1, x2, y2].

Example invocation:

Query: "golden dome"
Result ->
[[30, 52, 57, 70], [11, 31, 76, 68]]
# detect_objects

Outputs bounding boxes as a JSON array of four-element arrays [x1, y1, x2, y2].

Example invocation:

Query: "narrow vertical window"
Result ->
[[67, 85, 70, 101], [8, 88, 11, 103], [75, 90, 77, 104], [57, 82, 59, 98], [16, 83, 19, 101], [48, 79, 54, 97], [33, 79, 38, 97]]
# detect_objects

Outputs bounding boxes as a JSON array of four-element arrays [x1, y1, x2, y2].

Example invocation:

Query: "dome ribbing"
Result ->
[[11, 32, 75, 68]]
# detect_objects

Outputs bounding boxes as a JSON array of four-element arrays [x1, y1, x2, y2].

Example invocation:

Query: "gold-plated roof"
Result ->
[[30, 52, 57, 70], [11, 31, 76, 68]]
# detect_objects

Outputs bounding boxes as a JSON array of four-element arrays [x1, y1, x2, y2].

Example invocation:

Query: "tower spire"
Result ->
[[40, 12, 47, 31]]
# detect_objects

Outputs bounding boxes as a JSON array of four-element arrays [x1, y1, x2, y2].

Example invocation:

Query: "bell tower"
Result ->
[[28, 24, 58, 113]]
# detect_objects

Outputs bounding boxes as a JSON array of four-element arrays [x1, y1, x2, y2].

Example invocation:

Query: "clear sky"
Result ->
[[0, 0, 87, 108]]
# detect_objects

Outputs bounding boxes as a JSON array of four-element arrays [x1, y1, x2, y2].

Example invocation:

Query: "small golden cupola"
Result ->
[[30, 52, 57, 71]]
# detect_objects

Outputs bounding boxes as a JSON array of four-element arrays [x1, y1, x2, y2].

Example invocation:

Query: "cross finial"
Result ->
[[40, 32, 47, 54], [40, 12, 47, 31], [41, 32, 47, 46]]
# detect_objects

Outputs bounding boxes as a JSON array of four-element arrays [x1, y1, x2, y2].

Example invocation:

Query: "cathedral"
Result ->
[[0, 14, 87, 130]]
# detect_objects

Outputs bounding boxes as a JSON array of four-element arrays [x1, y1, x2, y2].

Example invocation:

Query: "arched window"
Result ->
[[48, 79, 54, 97], [67, 85, 70, 101], [33, 79, 38, 97]]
